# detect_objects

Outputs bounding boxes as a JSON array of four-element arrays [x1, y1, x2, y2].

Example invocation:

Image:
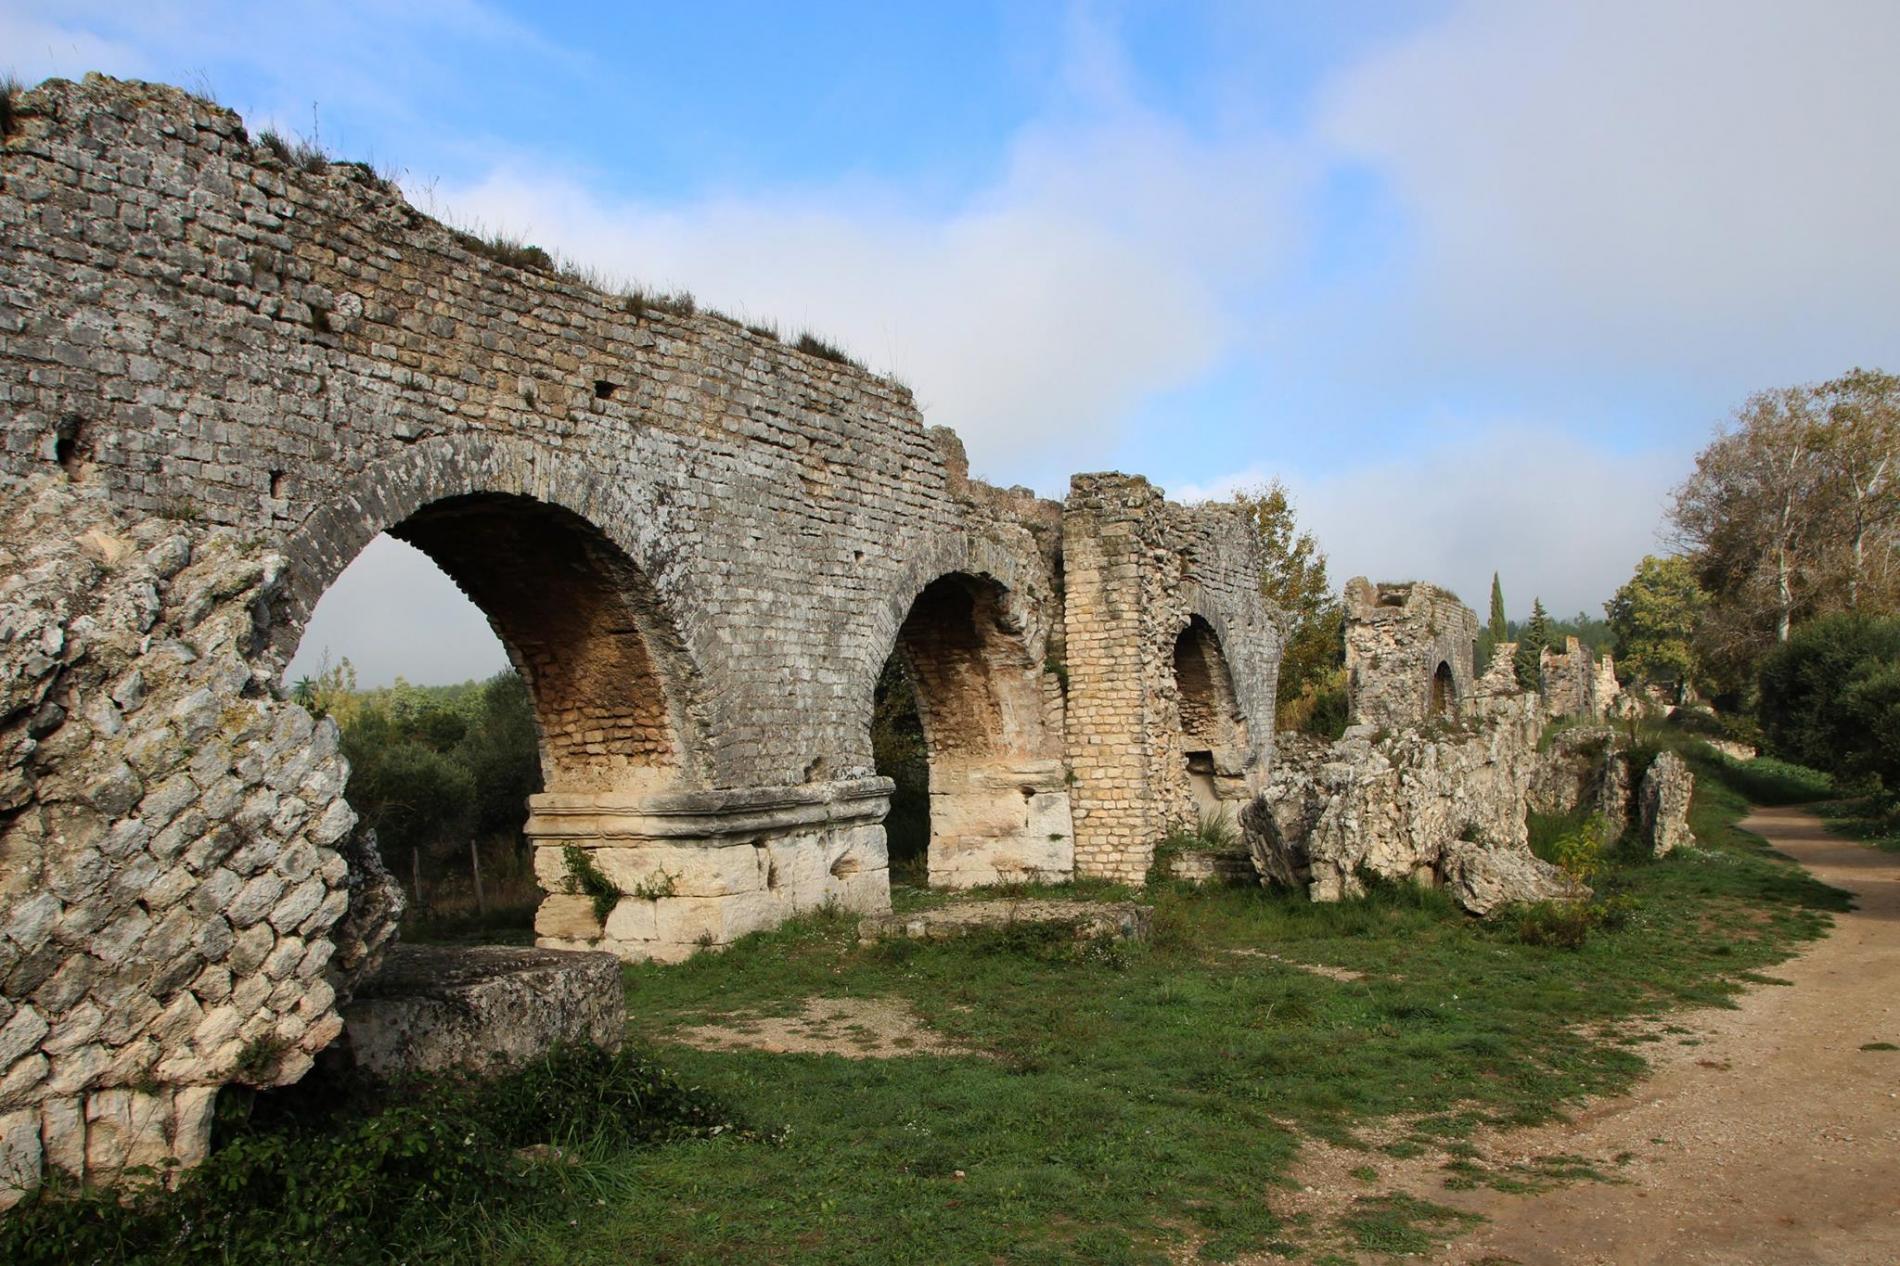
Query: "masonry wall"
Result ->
[[0, 75, 1286, 1198], [1343, 578, 1479, 729], [1061, 475, 1281, 883]]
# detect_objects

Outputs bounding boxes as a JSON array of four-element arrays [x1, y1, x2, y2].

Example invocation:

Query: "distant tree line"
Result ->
[[294, 661, 543, 889]]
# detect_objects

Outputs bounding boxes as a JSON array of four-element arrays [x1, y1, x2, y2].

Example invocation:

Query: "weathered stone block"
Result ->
[[341, 946, 623, 1079]]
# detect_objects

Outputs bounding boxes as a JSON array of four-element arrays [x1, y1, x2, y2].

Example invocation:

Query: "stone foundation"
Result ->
[[526, 779, 893, 962], [339, 945, 623, 1079], [926, 760, 1074, 887]]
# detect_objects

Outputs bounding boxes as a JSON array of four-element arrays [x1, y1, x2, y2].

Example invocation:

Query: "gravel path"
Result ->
[[1436, 806, 1900, 1265]]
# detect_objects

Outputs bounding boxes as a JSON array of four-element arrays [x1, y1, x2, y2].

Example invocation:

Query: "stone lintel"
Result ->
[[527, 776, 894, 845]]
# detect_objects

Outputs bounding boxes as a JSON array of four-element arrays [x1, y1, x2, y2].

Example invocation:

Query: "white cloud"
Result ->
[[428, 103, 1306, 486], [1176, 426, 1684, 619], [1314, 0, 1900, 382], [0, 9, 149, 84], [287, 536, 506, 688]]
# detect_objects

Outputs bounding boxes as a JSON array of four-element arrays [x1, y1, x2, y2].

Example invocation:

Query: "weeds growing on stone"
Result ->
[[794, 332, 862, 368], [0, 75, 23, 139]]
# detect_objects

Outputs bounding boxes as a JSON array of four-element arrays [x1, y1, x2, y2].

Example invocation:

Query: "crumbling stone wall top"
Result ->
[[1342, 577, 1478, 730]]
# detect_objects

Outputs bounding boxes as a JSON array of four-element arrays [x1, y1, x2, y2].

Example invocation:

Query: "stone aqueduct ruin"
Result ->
[[0, 78, 1287, 1188]]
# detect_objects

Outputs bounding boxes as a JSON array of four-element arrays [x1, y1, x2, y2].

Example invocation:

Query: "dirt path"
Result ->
[[1433, 806, 1900, 1265]]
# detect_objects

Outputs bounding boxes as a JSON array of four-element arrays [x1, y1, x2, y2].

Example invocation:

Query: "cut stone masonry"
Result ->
[[0, 76, 1282, 1197]]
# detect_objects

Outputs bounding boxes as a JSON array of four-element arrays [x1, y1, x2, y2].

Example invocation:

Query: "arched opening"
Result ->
[[874, 573, 1071, 888], [1430, 660, 1455, 719], [1171, 616, 1252, 826], [288, 493, 691, 944]]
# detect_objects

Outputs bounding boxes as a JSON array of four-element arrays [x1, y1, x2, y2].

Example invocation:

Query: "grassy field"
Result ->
[[477, 747, 1844, 1265], [10, 746, 1847, 1265]]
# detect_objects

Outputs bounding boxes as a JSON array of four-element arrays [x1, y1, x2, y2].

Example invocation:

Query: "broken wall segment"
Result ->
[[1539, 636, 1623, 721], [0, 475, 367, 1205], [1343, 578, 1479, 729], [1060, 474, 1282, 884], [1250, 692, 1556, 907]]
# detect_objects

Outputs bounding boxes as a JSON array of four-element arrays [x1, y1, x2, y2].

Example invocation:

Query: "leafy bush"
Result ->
[[1758, 613, 1900, 795], [0, 1045, 737, 1266]]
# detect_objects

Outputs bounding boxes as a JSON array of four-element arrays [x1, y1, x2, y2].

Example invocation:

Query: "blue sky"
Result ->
[[9, 1, 1898, 684]]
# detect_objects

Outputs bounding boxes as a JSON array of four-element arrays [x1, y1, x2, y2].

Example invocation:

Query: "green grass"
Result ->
[[468, 754, 1843, 1265], [33, 752, 1845, 1264]]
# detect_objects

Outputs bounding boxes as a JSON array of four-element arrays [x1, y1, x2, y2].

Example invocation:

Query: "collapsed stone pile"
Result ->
[[1246, 692, 1587, 913], [0, 475, 396, 1203]]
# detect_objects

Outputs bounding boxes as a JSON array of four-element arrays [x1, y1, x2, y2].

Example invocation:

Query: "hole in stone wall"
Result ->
[[594, 379, 615, 400], [1171, 616, 1251, 820], [270, 470, 287, 499], [829, 855, 860, 879], [52, 415, 88, 479], [1431, 660, 1455, 717]]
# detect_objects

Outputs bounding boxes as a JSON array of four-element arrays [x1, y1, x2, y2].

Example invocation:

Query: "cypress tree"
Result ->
[[1488, 572, 1508, 644], [1514, 598, 1551, 689]]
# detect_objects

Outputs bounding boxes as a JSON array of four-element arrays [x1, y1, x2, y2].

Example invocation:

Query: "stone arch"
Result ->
[[872, 562, 1072, 887], [1431, 659, 1456, 718], [1168, 614, 1255, 825], [277, 437, 711, 792], [1176, 585, 1277, 782]]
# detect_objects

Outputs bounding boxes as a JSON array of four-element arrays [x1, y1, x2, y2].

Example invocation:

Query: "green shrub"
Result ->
[[1508, 900, 1593, 949], [623, 286, 698, 320], [1758, 613, 1900, 794], [0, 1046, 735, 1266]]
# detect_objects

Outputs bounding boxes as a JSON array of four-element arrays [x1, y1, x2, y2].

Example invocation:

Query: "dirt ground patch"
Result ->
[[1227, 948, 1374, 983], [669, 995, 982, 1059], [1273, 806, 1900, 1265]]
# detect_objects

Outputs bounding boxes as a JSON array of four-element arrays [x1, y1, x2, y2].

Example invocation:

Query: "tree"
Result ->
[[1514, 598, 1551, 689], [1810, 368, 1900, 611], [1488, 573, 1508, 644], [1670, 371, 1900, 694], [1757, 613, 1900, 794], [1230, 481, 1345, 732], [1605, 555, 1707, 694]]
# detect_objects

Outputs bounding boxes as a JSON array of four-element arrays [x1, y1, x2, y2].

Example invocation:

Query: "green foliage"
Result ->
[[1757, 612, 1900, 797], [1229, 480, 1345, 730], [562, 844, 621, 921], [1606, 554, 1709, 692], [581, 755, 1843, 1264], [1147, 808, 1239, 884], [1513, 598, 1552, 688], [335, 669, 542, 877], [449, 228, 555, 273], [256, 127, 331, 174], [0, 1045, 734, 1266], [1671, 369, 1900, 694], [629, 869, 679, 901], [870, 657, 929, 882]]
